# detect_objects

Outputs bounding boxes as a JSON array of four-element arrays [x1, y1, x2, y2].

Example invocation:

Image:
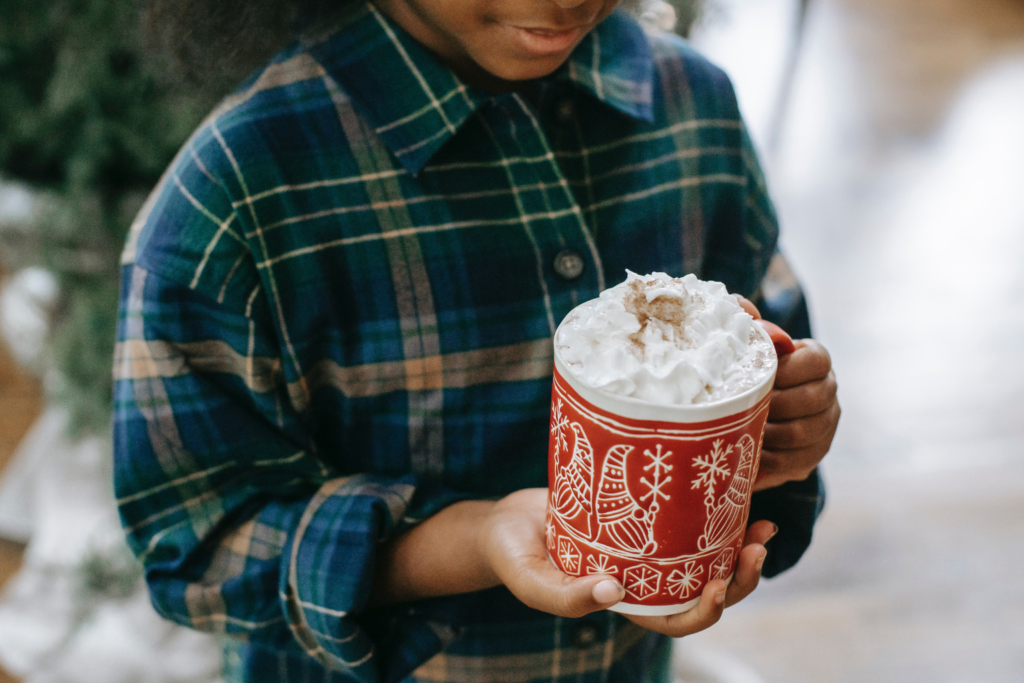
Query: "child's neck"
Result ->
[[447, 58, 526, 94]]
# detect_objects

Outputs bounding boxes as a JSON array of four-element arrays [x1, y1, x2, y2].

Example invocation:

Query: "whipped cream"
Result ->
[[555, 272, 776, 405]]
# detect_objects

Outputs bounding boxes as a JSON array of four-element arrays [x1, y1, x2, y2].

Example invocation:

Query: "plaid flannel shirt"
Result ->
[[114, 5, 824, 682]]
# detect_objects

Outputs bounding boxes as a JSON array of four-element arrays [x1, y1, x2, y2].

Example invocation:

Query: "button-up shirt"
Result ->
[[114, 5, 824, 683]]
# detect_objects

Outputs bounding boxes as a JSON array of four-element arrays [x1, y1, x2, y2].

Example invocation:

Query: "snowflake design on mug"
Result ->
[[711, 548, 735, 580], [550, 399, 570, 459], [639, 444, 673, 514], [586, 554, 619, 575], [623, 565, 662, 601], [692, 439, 733, 513], [666, 561, 704, 599], [557, 537, 581, 574]]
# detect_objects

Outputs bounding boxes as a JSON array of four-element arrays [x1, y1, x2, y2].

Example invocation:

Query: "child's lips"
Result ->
[[506, 24, 587, 56]]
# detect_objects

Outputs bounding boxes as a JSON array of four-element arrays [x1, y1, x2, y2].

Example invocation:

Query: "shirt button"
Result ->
[[556, 98, 575, 123], [571, 622, 600, 649], [553, 249, 585, 281]]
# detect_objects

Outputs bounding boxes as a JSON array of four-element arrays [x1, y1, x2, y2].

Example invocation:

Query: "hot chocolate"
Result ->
[[555, 272, 776, 405]]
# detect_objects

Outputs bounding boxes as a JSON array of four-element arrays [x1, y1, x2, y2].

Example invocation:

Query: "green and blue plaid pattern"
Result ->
[[114, 6, 823, 682]]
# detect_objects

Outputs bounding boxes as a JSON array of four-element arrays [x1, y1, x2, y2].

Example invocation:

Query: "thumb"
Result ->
[[502, 552, 625, 618]]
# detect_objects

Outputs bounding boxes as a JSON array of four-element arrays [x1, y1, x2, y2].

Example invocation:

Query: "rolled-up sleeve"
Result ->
[[114, 264, 464, 681]]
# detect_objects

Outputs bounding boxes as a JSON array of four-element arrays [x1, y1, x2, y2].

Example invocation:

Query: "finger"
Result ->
[[724, 542, 767, 607], [499, 550, 625, 618], [755, 468, 811, 492], [768, 371, 838, 420], [773, 340, 832, 389], [754, 437, 835, 491], [759, 426, 837, 477], [763, 401, 841, 450], [623, 579, 728, 638], [736, 295, 761, 319], [744, 519, 778, 547]]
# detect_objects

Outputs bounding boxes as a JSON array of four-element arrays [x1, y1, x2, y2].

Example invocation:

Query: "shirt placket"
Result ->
[[483, 93, 605, 333]]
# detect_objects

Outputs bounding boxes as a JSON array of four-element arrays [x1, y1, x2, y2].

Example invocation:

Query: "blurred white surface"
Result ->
[[684, 464, 1024, 682], [690, 0, 804, 152], [0, 183, 34, 226], [674, 637, 766, 683]]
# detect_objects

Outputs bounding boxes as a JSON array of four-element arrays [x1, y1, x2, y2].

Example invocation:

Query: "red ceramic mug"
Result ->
[[546, 324, 778, 615]]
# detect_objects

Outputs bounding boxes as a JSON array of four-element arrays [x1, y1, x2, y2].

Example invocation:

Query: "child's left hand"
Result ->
[[754, 338, 840, 490], [735, 296, 839, 491]]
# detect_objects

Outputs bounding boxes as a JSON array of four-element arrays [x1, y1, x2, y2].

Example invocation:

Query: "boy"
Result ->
[[115, 0, 839, 681]]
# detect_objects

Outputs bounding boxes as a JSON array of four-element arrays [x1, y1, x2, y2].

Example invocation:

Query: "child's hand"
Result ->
[[370, 489, 622, 611], [735, 296, 839, 491], [374, 489, 774, 634], [478, 488, 626, 617], [754, 339, 840, 491], [621, 520, 776, 637], [479, 492, 775, 637]]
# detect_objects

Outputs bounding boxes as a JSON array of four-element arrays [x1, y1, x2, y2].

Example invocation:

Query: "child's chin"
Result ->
[[483, 55, 572, 84]]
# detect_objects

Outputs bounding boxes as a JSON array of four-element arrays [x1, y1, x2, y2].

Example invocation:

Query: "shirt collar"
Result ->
[[308, 5, 654, 175], [560, 10, 655, 124]]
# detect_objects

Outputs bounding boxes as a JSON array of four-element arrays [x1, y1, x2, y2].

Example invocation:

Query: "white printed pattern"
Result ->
[[557, 537, 582, 575], [666, 561, 704, 599], [586, 554, 619, 575], [640, 444, 673, 512], [691, 439, 732, 514], [549, 401, 762, 603], [711, 548, 735, 580], [623, 565, 662, 601]]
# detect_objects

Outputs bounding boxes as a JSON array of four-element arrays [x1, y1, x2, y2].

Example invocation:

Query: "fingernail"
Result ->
[[715, 589, 727, 605], [769, 524, 779, 540], [592, 580, 624, 604]]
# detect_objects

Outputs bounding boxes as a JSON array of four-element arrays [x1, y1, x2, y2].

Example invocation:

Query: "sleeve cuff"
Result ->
[[279, 474, 471, 682]]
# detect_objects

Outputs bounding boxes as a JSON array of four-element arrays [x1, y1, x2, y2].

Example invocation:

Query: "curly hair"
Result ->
[[144, 0, 348, 90]]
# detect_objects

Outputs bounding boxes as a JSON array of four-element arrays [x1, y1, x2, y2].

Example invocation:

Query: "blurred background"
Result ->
[[0, 0, 1022, 681], [682, 0, 1024, 681]]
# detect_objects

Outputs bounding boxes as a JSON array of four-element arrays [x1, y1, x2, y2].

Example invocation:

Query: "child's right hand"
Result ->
[[477, 488, 626, 616], [478, 489, 775, 638], [373, 488, 772, 637]]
